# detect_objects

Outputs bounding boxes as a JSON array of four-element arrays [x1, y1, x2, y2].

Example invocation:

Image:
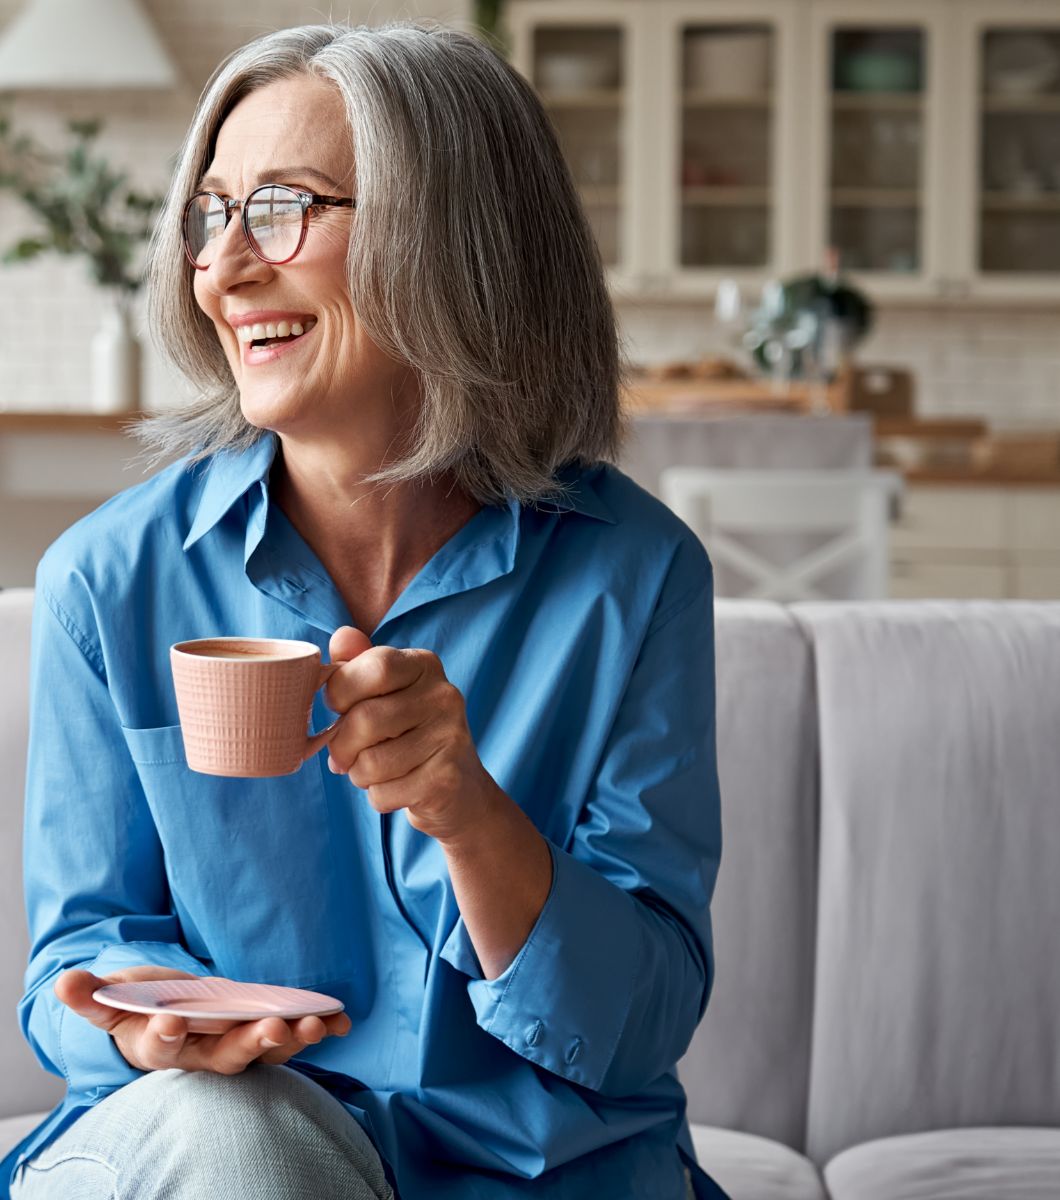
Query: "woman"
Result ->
[[5, 22, 725, 1200]]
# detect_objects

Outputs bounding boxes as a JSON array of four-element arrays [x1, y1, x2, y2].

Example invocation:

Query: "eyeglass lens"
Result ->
[[184, 186, 304, 266]]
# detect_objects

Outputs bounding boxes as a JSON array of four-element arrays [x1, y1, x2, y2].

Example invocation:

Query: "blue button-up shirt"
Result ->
[[5, 434, 724, 1199]]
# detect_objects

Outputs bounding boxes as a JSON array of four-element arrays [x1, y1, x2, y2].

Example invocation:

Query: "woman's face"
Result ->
[[192, 74, 413, 440]]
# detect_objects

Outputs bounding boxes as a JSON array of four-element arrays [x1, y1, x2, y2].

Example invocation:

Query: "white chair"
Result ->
[[660, 468, 904, 602]]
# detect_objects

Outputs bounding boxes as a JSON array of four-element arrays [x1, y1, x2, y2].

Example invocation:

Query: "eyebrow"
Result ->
[[196, 166, 346, 193]]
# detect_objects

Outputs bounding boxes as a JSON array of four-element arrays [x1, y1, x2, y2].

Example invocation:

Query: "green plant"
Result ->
[[0, 112, 161, 305], [746, 268, 873, 380]]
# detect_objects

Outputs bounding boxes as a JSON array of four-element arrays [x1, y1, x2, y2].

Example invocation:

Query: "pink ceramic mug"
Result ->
[[170, 637, 339, 778]]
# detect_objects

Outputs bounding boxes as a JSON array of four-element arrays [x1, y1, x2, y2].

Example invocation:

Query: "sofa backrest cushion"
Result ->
[[793, 601, 1060, 1164], [679, 600, 818, 1152], [0, 589, 65, 1117]]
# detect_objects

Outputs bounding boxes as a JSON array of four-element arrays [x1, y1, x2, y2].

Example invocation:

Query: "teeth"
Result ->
[[234, 317, 315, 344]]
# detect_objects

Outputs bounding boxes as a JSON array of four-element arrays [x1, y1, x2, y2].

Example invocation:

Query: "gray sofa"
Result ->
[[2, 587, 1058, 1196]]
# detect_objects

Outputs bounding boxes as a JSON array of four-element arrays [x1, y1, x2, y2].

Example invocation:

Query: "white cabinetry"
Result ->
[[890, 485, 1060, 598], [509, 0, 1060, 304]]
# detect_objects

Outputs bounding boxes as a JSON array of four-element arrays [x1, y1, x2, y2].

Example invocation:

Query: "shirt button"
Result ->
[[565, 1037, 583, 1065], [524, 1021, 543, 1048]]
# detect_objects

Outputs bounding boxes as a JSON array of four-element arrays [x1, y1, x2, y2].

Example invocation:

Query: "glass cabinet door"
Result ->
[[511, 12, 629, 272], [827, 26, 927, 274], [808, 3, 949, 295], [678, 23, 776, 271], [975, 24, 1060, 277]]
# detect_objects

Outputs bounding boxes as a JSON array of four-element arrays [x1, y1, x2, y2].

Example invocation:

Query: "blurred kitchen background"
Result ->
[[0, 0, 1058, 599]]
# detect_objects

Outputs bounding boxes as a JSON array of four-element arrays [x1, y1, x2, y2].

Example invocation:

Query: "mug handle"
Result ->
[[303, 660, 342, 762]]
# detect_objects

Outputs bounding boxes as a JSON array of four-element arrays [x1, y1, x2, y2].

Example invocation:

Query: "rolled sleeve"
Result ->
[[445, 548, 721, 1097]]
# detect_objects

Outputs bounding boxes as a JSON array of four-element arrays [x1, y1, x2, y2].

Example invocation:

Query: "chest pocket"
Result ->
[[121, 724, 355, 988]]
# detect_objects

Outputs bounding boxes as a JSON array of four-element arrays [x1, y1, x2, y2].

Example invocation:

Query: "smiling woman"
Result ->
[[8, 20, 726, 1200], [141, 24, 622, 507]]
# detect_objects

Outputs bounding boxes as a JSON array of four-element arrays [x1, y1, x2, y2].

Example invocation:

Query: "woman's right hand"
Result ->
[[54, 966, 351, 1075]]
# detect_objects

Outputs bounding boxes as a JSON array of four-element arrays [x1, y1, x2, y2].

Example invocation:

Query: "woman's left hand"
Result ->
[[322, 625, 501, 843]]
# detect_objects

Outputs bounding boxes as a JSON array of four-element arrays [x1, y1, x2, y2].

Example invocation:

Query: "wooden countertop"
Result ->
[[4, 409, 1060, 487], [897, 465, 1060, 487], [0, 411, 146, 433]]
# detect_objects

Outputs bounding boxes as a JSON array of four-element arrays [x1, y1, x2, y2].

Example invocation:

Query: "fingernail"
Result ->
[[159, 1033, 182, 1043], [261, 1037, 284, 1048]]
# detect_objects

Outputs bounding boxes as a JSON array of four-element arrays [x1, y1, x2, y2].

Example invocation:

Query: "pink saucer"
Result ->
[[93, 978, 344, 1035]]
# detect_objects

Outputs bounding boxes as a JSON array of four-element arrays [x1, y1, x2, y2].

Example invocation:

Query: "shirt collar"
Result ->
[[183, 433, 278, 552], [539, 463, 616, 525], [183, 435, 616, 554]]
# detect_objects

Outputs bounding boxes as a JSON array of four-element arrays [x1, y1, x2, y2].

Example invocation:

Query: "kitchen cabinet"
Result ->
[[805, 1, 953, 300], [509, 0, 1060, 304], [951, 1, 1060, 301], [889, 483, 1060, 598], [509, 0, 805, 296], [508, 3, 642, 290]]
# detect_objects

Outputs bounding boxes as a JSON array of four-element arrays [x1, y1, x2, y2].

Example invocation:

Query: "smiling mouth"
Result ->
[[235, 316, 318, 350]]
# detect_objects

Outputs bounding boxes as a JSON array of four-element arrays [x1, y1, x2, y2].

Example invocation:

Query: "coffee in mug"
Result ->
[[170, 637, 339, 777]]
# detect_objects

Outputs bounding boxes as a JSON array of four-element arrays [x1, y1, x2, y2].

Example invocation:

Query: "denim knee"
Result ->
[[17, 1065, 393, 1200]]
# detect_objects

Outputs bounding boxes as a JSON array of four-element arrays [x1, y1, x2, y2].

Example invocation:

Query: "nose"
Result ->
[[198, 212, 274, 295]]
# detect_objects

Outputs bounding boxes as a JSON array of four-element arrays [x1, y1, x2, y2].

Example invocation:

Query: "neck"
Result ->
[[271, 435, 481, 621]]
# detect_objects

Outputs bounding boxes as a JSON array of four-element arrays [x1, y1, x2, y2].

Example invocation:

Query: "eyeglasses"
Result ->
[[181, 184, 356, 269]]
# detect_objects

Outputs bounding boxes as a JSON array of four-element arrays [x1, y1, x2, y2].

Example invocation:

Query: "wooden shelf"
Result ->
[[682, 91, 771, 110], [682, 186, 770, 207], [982, 193, 1060, 213], [0, 411, 146, 433], [830, 188, 920, 209], [540, 88, 622, 108], [831, 92, 923, 112], [982, 93, 1060, 114]]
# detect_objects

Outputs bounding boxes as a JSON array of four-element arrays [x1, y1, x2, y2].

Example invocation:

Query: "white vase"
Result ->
[[90, 298, 142, 413]]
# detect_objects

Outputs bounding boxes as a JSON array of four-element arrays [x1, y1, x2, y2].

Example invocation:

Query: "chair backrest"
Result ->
[[661, 468, 902, 602], [622, 413, 874, 500]]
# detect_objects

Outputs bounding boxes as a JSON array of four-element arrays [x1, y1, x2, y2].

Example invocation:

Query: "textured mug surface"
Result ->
[[170, 637, 334, 777]]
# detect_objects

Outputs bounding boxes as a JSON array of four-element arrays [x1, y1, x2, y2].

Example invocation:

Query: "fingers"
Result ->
[[256, 1013, 350, 1066], [54, 970, 119, 1030], [54, 967, 198, 1033], [326, 645, 433, 713], [255, 1015, 335, 1066], [340, 723, 442, 790], [326, 692, 420, 774], [328, 625, 373, 664], [138, 1012, 348, 1074]]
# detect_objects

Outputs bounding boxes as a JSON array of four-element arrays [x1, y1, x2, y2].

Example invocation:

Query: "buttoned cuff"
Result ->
[[440, 842, 639, 1092]]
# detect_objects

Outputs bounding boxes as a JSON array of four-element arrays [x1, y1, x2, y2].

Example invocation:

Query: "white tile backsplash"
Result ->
[[617, 301, 1060, 431]]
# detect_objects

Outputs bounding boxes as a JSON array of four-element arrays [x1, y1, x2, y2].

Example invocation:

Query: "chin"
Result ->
[[237, 388, 305, 434]]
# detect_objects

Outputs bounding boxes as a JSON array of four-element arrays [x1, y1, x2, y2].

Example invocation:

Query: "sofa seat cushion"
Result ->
[[825, 1127, 1060, 1199], [0, 1112, 50, 1159], [690, 1124, 828, 1200]]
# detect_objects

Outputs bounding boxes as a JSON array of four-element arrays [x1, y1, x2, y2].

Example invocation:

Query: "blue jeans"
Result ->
[[11, 1064, 395, 1199]]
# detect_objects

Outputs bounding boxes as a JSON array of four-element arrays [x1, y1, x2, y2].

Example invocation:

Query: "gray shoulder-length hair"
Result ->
[[140, 21, 626, 507]]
